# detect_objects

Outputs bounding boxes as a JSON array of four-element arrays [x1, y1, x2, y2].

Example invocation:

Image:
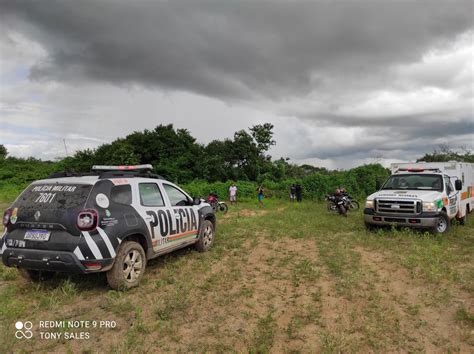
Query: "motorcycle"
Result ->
[[206, 194, 229, 214], [325, 194, 348, 216]]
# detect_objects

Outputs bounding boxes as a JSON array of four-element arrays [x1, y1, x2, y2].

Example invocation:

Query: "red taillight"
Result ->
[[3, 208, 12, 227], [82, 261, 102, 271], [76, 209, 98, 231]]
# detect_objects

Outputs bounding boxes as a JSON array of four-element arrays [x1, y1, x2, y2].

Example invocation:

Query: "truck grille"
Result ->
[[375, 199, 421, 214]]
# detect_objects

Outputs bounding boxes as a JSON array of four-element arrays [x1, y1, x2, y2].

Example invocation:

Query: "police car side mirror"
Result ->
[[192, 197, 201, 206], [455, 180, 462, 191]]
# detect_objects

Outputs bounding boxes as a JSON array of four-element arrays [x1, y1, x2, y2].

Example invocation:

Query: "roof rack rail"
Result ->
[[47, 171, 97, 178]]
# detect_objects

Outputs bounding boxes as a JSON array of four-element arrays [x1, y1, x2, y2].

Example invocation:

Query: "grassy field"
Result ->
[[0, 199, 473, 352]]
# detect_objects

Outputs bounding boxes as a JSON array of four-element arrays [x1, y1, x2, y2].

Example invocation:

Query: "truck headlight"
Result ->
[[422, 202, 436, 212], [365, 200, 374, 209]]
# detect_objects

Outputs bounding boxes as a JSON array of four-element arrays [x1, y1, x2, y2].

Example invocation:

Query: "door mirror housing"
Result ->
[[192, 197, 201, 206], [455, 179, 462, 191]]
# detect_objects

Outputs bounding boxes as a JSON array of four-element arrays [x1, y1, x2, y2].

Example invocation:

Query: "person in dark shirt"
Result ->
[[295, 184, 302, 202]]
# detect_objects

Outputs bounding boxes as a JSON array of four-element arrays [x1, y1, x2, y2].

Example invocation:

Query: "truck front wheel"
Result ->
[[430, 211, 450, 234]]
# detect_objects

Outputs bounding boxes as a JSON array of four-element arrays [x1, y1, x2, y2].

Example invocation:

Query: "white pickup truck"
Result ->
[[364, 162, 473, 234]]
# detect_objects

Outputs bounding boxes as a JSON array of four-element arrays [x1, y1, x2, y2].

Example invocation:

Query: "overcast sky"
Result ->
[[0, 0, 473, 169]]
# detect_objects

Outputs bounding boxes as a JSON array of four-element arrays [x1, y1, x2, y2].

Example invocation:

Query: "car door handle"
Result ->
[[175, 214, 181, 219]]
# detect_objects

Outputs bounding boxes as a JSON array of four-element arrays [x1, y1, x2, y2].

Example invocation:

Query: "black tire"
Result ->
[[19, 269, 55, 282], [349, 201, 360, 210], [106, 241, 146, 290], [195, 220, 215, 252], [429, 211, 450, 234], [218, 202, 228, 214]]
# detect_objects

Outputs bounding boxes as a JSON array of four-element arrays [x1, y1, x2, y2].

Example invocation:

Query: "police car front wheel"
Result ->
[[196, 220, 215, 252], [106, 241, 147, 290]]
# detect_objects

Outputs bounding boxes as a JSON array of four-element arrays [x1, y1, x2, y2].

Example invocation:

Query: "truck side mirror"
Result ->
[[455, 180, 462, 191], [193, 197, 201, 205]]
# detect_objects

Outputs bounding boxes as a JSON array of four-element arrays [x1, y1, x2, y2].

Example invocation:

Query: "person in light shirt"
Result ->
[[229, 183, 238, 205]]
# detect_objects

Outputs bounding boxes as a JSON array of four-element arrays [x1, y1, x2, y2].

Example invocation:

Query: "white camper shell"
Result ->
[[364, 161, 473, 233]]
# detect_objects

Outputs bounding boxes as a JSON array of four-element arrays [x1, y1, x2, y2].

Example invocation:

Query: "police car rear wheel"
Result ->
[[107, 241, 146, 290], [196, 220, 214, 252]]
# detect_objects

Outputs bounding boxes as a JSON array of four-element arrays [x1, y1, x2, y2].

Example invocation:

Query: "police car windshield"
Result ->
[[381, 174, 443, 191], [14, 183, 93, 209]]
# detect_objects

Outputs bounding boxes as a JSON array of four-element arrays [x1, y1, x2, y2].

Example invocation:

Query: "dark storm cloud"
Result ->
[[1, 0, 472, 100], [299, 109, 472, 129], [1, 0, 472, 165], [293, 116, 474, 160]]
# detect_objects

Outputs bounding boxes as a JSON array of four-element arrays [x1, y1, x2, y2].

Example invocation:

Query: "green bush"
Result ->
[[182, 164, 389, 201], [0, 157, 59, 201], [0, 156, 389, 203]]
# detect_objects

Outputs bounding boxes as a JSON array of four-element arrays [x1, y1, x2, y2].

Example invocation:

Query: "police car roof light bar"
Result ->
[[92, 164, 153, 172], [97, 171, 165, 180]]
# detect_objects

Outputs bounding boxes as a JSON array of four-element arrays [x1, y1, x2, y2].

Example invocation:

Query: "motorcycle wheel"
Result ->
[[218, 202, 229, 214], [349, 201, 360, 210]]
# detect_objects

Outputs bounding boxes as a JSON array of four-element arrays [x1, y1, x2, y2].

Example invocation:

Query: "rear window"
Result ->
[[14, 183, 93, 209]]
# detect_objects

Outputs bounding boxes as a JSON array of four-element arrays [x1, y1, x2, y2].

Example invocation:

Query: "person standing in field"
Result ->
[[256, 185, 265, 206], [289, 184, 296, 202], [229, 183, 238, 205], [295, 184, 302, 202]]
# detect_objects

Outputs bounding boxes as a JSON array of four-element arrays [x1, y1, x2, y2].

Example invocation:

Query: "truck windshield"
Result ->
[[381, 174, 443, 191]]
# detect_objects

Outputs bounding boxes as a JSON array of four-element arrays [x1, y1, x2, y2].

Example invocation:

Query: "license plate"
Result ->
[[24, 229, 51, 242]]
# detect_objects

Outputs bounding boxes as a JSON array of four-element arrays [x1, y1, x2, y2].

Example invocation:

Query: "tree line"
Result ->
[[0, 126, 472, 201]]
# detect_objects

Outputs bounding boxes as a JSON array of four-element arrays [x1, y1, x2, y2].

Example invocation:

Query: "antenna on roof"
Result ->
[[63, 139, 69, 157]]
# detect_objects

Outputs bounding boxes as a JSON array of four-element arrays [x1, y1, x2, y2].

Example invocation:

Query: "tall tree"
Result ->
[[250, 123, 276, 155]]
